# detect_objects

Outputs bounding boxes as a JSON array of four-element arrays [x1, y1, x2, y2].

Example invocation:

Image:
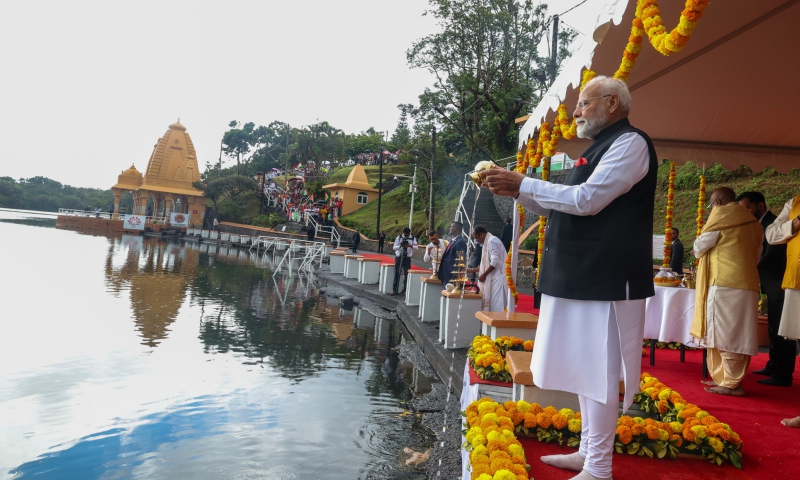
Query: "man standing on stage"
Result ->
[[467, 225, 508, 312], [669, 227, 684, 276], [765, 193, 800, 427], [438, 221, 468, 289], [481, 76, 656, 480], [423, 230, 448, 274], [691, 187, 762, 396], [738, 191, 793, 387], [391, 227, 418, 296]]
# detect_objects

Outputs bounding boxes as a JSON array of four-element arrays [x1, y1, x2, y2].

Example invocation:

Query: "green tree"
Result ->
[[391, 104, 413, 148], [193, 175, 258, 216], [407, 0, 575, 157]]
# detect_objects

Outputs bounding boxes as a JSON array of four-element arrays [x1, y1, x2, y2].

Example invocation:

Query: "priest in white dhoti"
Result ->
[[422, 230, 448, 276], [765, 194, 800, 427], [466, 225, 508, 312], [481, 76, 657, 480], [690, 187, 763, 396]]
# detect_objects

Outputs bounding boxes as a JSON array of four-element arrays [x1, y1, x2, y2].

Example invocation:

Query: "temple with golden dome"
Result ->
[[111, 120, 206, 227]]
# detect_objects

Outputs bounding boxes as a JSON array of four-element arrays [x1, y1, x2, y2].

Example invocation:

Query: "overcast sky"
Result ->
[[0, 0, 591, 189]]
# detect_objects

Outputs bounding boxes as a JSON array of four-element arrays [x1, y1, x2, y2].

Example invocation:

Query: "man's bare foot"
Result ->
[[700, 379, 717, 386], [569, 470, 612, 480], [705, 385, 745, 396], [781, 416, 800, 428], [541, 451, 585, 471]]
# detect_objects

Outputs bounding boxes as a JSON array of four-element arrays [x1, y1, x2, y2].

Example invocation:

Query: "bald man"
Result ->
[[691, 187, 763, 396]]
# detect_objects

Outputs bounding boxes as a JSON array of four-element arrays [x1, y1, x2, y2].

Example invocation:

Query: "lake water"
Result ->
[[0, 209, 437, 480]]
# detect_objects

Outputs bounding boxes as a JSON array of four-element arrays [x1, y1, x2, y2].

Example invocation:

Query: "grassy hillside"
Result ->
[[654, 162, 800, 253]]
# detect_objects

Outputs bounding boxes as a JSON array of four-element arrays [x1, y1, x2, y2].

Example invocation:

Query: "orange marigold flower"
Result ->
[[530, 403, 544, 415], [511, 454, 526, 465], [631, 424, 646, 436], [682, 428, 696, 442], [645, 425, 660, 440], [701, 416, 719, 426], [552, 414, 568, 430], [543, 406, 558, 416], [499, 418, 515, 430], [669, 434, 683, 447], [511, 464, 527, 475], [523, 413, 537, 429], [490, 450, 511, 461], [471, 464, 491, 478], [657, 400, 669, 414], [536, 413, 553, 429], [616, 425, 633, 445], [490, 458, 514, 472], [504, 401, 517, 411]]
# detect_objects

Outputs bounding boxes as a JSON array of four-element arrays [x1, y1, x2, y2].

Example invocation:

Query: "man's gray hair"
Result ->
[[584, 76, 631, 114]]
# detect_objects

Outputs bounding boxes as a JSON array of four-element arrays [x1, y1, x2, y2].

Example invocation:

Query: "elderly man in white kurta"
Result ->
[[765, 194, 800, 427], [467, 225, 508, 312], [481, 76, 657, 480]]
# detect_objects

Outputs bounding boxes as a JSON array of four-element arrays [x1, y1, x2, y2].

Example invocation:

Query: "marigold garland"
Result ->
[[614, 0, 711, 81], [695, 175, 706, 266], [468, 335, 534, 383], [504, 139, 534, 308], [662, 163, 676, 268], [464, 372, 743, 469]]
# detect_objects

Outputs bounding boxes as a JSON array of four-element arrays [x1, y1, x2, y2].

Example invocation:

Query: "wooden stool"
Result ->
[[476, 311, 538, 341]]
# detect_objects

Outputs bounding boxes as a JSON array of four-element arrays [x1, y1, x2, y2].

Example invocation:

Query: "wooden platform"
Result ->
[[477, 311, 538, 340]]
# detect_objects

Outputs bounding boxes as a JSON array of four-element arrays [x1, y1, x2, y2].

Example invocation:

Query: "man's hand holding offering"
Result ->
[[480, 169, 524, 198]]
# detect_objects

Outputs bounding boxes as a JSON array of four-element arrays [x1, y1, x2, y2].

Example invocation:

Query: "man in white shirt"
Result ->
[[391, 227, 419, 295], [423, 230, 448, 277], [466, 225, 508, 312], [481, 76, 657, 480]]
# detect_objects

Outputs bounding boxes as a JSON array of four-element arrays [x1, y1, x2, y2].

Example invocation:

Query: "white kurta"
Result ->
[[765, 197, 800, 339], [478, 234, 508, 312], [692, 230, 761, 355], [517, 132, 651, 410], [423, 239, 448, 267]]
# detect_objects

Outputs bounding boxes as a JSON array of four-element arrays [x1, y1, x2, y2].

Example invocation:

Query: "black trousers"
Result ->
[[764, 290, 796, 380], [393, 256, 411, 293], [378, 241, 384, 253]]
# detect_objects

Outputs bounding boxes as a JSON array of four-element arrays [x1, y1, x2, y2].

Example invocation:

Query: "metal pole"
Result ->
[[408, 165, 416, 229], [377, 150, 383, 239], [429, 127, 436, 233], [549, 15, 559, 86]]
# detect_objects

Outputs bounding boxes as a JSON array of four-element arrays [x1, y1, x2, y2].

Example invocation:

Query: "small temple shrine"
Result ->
[[111, 120, 206, 227], [322, 164, 379, 216]]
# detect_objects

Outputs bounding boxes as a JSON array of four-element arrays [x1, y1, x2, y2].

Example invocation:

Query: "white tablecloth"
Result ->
[[644, 285, 698, 346]]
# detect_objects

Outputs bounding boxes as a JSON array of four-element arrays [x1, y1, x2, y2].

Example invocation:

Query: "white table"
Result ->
[[644, 285, 701, 369]]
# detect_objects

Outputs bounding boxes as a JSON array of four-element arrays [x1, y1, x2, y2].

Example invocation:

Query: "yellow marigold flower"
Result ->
[[568, 418, 582, 433], [516, 400, 531, 414], [536, 413, 552, 429], [657, 388, 672, 401], [491, 363, 503, 373], [559, 408, 575, 417], [471, 434, 487, 448], [658, 428, 670, 441], [708, 437, 724, 453], [466, 427, 482, 443], [669, 422, 682, 434], [690, 425, 707, 439], [491, 470, 517, 480], [695, 410, 709, 419], [470, 445, 488, 460], [502, 429, 515, 441], [674, 402, 686, 412], [634, 417, 645, 425], [478, 402, 497, 416], [490, 450, 511, 461], [479, 397, 495, 404], [486, 430, 503, 442], [616, 425, 633, 445], [552, 414, 568, 430], [483, 413, 500, 425], [507, 444, 524, 457]]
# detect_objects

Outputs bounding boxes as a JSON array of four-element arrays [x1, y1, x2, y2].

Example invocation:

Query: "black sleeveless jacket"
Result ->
[[537, 118, 658, 301]]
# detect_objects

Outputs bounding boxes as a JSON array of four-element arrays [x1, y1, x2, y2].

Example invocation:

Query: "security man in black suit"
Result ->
[[438, 221, 468, 288], [738, 191, 794, 386], [669, 227, 684, 276]]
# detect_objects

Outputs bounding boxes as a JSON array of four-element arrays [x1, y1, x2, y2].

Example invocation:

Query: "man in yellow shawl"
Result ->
[[691, 187, 763, 396], [764, 193, 800, 426]]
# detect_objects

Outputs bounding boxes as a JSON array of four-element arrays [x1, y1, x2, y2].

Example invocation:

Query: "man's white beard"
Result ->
[[576, 110, 610, 139]]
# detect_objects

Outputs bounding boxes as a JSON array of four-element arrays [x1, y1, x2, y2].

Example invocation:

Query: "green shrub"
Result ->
[[521, 235, 538, 251], [252, 213, 285, 228]]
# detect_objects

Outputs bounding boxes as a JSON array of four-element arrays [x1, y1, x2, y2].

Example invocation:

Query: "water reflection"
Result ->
[[0, 211, 438, 480]]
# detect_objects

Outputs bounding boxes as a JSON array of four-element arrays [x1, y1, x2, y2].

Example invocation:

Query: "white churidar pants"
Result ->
[[532, 294, 645, 478]]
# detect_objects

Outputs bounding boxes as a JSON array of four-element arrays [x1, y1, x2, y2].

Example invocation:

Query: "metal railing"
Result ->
[[308, 215, 340, 247], [454, 175, 478, 243], [57, 208, 168, 223], [248, 235, 327, 273]]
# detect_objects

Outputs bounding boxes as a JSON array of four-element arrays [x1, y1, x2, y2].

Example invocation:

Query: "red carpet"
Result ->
[[355, 252, 428, 271], [519, 348, 800, 479]]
